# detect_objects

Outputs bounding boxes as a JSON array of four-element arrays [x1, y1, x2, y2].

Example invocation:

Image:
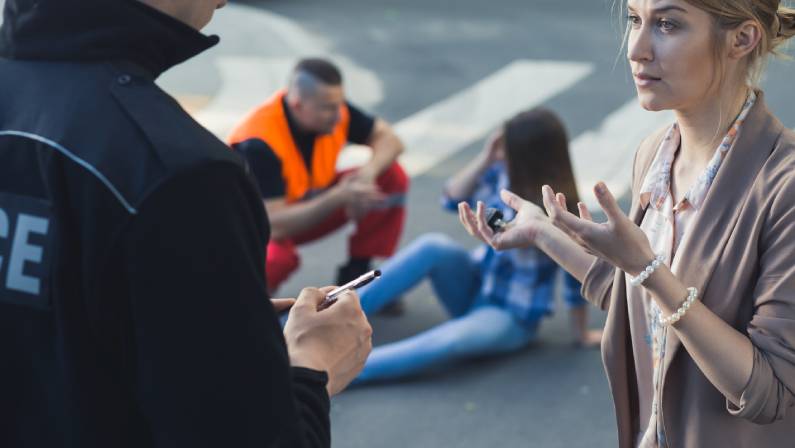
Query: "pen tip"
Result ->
[[374, 270, 382, 277]]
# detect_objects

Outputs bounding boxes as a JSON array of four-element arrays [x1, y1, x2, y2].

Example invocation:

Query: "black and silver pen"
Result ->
[[318, 269, 381, 310]]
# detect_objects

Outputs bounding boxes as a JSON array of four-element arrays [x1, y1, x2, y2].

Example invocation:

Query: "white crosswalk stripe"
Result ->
[[391, 60, 594, 177], [338, 60, 595, 177]]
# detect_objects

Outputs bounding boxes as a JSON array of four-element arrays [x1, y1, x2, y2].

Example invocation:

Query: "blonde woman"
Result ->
[[460, 0, 795, 446]]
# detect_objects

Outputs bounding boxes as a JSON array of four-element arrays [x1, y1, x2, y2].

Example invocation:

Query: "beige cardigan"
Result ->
[[582, 92, 795, 447]]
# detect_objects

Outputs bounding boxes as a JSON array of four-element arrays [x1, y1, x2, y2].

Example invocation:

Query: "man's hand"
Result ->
[[283, 287, 373, 396], [332, 173, 386, 220]]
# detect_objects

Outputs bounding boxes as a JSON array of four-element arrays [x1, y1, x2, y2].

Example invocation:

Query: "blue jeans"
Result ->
[[356, 233, 538, 383]]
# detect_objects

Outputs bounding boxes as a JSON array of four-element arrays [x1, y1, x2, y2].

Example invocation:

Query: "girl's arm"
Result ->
[[444, 130, 503, 201]]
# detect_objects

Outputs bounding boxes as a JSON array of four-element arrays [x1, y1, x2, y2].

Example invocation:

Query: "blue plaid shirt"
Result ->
[[442, 162, 587, 327]]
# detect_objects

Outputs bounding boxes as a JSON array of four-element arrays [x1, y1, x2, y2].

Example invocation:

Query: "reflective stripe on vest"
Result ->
[[228, 90, 350, 202]]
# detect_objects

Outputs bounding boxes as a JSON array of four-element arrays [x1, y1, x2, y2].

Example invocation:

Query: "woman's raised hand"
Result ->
[[458, 189, 550, 251], [541, 182, 654, 275]]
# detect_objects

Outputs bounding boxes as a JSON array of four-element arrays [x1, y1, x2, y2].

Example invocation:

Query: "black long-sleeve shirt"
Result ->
[[0, 0, 331, 446], [121, 164, 331, 447]]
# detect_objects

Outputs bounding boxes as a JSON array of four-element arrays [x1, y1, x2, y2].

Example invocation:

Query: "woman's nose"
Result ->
[[627, 26, 654, 63]]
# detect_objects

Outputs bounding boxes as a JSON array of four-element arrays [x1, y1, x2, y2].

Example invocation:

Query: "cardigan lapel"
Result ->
[[602, 124, 664, 448], [661, 93, 784, 369]]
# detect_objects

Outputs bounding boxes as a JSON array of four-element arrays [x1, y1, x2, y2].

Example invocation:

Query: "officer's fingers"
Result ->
[[324, 290, 364, 318], [338, 292, 371, 337], [333, 289, 362, 309], [295, 287, 326, 309]]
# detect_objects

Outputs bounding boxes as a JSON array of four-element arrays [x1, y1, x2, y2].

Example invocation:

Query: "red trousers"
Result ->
[[266, 162, 409, 292]]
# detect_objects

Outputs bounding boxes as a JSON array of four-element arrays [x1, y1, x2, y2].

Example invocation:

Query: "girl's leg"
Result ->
[[355, 306, 538, 383], [358, 233, 480, 316]]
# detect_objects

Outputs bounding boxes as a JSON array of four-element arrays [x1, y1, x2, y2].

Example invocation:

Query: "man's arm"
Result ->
[[234, 138, 382, 240], [123, 162, 331, 447], [266, 174, 386, 240], [265, 191, 344, 241], [355, 118, 404, 182]]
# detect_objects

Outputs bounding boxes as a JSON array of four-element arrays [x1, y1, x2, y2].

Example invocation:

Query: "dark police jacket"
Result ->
[[0, 1, 330, 446]]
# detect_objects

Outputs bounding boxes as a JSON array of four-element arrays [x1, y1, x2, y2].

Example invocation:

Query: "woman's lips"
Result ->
[[634, 73, 661, 88]]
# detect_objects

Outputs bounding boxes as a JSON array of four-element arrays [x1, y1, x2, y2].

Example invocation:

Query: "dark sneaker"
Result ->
[[335, 260, 371, 286], [376, 299, 405, 317]]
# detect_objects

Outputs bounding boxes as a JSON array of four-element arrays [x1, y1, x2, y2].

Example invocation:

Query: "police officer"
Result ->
[[0, 1, 371, 447]]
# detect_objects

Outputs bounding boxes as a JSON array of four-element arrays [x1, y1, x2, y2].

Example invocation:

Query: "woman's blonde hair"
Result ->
[[688, 0, 795, 85]]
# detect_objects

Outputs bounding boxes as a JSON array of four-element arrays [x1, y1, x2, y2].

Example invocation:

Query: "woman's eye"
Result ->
[[627, 14, 641, 27], [658, 19, 678, 32]]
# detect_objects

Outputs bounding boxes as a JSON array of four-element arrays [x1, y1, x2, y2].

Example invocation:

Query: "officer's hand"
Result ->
[[283, 287, 372, 396]]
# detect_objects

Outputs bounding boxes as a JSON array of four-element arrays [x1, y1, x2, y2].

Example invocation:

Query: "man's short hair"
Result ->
[[294, 58, 342, 86]]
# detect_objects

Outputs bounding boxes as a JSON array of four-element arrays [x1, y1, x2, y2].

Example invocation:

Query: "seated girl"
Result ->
[[355, 107, 602, 383]]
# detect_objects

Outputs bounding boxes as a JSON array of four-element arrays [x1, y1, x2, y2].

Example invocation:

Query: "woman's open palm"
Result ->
[[540, 182, 653, 275]]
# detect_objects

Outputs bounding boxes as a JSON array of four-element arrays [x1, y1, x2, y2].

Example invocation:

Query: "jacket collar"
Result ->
[[0, 0, 218, 79]]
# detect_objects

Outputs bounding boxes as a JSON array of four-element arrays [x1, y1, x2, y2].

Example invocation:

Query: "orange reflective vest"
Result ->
[[228, 90, 350, 202]]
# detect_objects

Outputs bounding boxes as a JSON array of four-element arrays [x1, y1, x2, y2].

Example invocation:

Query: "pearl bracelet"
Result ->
[[629, 254, 666, 287], [660, 287, 699, 326]]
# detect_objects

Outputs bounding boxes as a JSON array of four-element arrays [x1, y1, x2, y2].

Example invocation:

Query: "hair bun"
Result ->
[[776, 11, 784, 37], [772, 5, 795, 46]]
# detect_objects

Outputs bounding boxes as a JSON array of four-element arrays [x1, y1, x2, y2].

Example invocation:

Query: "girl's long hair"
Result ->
[[504, 107, 580, 213]]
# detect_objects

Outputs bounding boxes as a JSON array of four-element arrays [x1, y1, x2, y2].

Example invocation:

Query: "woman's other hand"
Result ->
[[541, 182, 654, 275]]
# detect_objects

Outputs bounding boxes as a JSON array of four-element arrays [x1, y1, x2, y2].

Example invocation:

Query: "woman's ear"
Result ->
[[727, 19, 763, 60]]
